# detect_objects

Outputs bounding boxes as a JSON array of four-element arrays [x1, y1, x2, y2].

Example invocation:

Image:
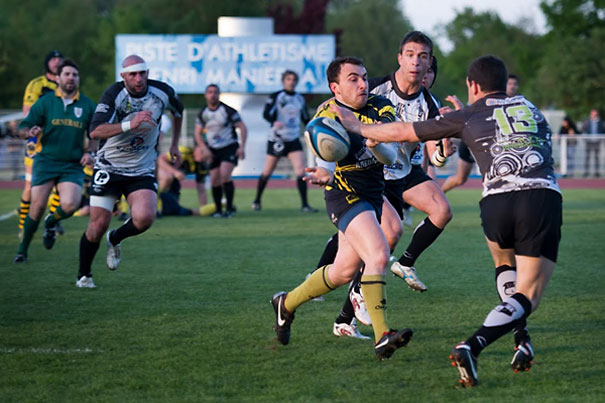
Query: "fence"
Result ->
[[1, 108, 604, 181]]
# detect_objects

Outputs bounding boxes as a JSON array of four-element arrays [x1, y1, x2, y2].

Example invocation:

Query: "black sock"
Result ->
[[212, 185, 223, 213], [398, 217, 443, 267], [297, 176, 309, 207], [495, 265, 530, 344], [335, 270, 364, 324], [111, 218, 143, 245], [223, 181, 235, 210], [316, 233, 338, 268], [254, 175, 269, 203], [79, 233, 100, 278], [466, 293, 532, 357]]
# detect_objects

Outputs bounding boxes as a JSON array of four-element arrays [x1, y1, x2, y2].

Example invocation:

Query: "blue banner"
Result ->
[[115, 34, 335, 94]]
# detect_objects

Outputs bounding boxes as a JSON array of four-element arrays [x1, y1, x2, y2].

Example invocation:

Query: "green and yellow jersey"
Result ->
[[19, 88, 96, 163], [314, 95, 396, 206]]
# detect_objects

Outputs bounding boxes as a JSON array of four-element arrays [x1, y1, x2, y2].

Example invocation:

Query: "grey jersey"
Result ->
[[195, 102, 242, 149], [263, 90, 310, 142], [414, 93, 560, 198], [369, 74, 440, 180], [90, 79, 183, 177]]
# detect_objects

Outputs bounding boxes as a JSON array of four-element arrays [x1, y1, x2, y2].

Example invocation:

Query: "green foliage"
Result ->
[[321, 0, 413, 77], [0, 187, 604, 401], [535, 0, 605, 118], [0, 0, 602, 118], [433, 8, 543, 104]]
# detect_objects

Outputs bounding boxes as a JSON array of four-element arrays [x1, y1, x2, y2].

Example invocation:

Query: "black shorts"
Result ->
[[384, 178, 405, 220], [458, 141, 475, 164], [90, 169, 158, 199], [480, 189, 562, 262], [383, 165, 432, 219], [209, 143, 239, 170], [267, 138, 303, 157], [194, 161, 209, 183], [325, 194, 382, 232]]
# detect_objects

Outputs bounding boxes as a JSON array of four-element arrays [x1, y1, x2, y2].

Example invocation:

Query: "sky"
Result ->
[[401, 0, 549, 53]]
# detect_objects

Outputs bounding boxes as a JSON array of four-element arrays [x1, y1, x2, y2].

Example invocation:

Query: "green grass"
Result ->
[[1, 187, 604, 402]]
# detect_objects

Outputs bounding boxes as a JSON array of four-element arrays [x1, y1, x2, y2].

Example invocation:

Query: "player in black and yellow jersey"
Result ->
[[271, 57, 413, 360], [157, 145, 214, 216], [19, 50, 64, 238]]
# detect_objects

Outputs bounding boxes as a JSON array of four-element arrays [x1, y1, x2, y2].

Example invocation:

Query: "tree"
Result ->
[[325, 0, 413, 77], [535, 0, 605, 118], [438, 8, 543, 104]]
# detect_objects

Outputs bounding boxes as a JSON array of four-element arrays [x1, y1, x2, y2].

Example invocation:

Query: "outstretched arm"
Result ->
[[329, 104, 419, 143]]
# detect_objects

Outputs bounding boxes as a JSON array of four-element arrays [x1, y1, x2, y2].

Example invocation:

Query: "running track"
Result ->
[[2, 178, 603, 190]]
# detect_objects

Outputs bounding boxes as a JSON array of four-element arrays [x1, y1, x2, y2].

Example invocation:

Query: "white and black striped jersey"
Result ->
[[195, 102, 242, 149], [369, 74, 440, 180], [90, 79, 183, 177], [263, 90, 310, 142]]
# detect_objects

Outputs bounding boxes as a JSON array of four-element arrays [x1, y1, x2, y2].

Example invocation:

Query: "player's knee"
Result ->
[[132, 213, 155, 231], [365, 248, 390, 273], [60, 200, 79, 214]]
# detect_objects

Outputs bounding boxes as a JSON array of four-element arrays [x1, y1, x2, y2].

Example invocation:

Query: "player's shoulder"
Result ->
[[220, 102, 239, 114], [368, 74, 392, 92], [367, 94, 394, 109], [25, 75, 46, 90], [101, 81, 126, 98], [148, 79, 176, 95], [314, 98, 338, 119]]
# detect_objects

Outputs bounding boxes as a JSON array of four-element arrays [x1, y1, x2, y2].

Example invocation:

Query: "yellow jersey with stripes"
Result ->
[[314, 95, 396, 207], [23, 75, 59, 161]]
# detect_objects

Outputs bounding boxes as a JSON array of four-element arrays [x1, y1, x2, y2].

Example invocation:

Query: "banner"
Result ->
[[115, 34, 335, 94]]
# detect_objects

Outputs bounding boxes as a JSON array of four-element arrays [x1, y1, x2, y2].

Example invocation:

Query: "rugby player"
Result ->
[[252, 70, 317, 213], [13, 59, 96, 263], [76, 55, 183, 288], [18, 50, 65, 238], [333, 55, 561, 387], [194, 84, 247, 218], [271, 56, 414, 360]]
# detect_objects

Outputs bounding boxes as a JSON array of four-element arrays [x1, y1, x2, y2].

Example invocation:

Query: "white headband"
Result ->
[[121, 62, 148, 74]]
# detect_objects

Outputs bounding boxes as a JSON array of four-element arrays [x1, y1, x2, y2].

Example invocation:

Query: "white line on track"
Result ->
[[0, 347, 99, 354], [0, 210, 17, 221]]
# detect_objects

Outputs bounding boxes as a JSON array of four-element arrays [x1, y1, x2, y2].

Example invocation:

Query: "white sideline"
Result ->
[[0, 347, 98, 354]]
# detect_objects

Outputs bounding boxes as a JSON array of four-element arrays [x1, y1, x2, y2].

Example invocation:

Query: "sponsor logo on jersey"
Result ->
[[116, 136, 149, 153]]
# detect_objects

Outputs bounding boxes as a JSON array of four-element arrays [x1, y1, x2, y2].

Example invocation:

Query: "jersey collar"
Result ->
[[55, 88, 80, 101]]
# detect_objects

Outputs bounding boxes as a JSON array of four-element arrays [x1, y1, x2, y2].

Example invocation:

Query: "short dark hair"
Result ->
[[205, 84, 220, 92], [281, 70, 298, 82], [399, 31, 433, 55], [326, 56, 365, 84], [467, 55, 508, 93], [508, 74, 519, 82], [58, 59, 79, 75]]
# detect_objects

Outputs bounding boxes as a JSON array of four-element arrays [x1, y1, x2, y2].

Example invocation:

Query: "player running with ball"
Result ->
[[271, 56, 415, 360]]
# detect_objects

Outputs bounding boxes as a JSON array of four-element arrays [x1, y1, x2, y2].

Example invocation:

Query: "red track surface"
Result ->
[[1, 178, 604, 190]]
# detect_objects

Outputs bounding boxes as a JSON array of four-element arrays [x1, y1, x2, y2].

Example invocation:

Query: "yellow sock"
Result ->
[[360, 274, 389, 342], [48, 188, 60, 214], [18, 199, 30, 230], [284, 265, 336, 312]]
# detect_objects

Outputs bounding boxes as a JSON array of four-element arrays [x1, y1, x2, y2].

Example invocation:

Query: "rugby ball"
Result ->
[[304, 117, 350, 162]]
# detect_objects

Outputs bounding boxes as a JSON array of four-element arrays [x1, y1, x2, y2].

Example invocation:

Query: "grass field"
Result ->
[[1, 186, 604, 402]]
